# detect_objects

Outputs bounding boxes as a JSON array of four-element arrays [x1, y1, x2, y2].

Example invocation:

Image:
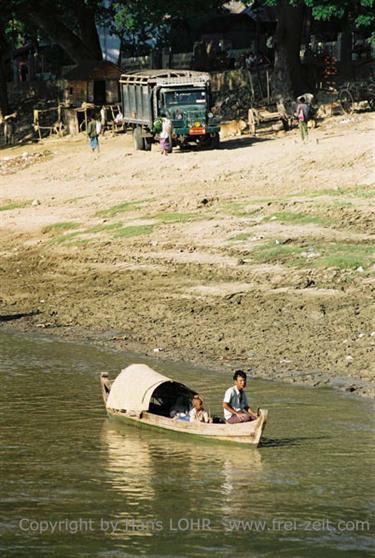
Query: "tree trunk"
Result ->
[[340, 27, 353, 79], [0, 29, 9, 115], [74, 3, 102, 60], [117, 35, 125, 67], [272, 0, 305, 110], [27, 10, 101, 64], [0, 58, 9, 115]]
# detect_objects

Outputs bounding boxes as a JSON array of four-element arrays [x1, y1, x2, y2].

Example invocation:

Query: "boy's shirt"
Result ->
[[87, 120, 98, 138], [223, 386, 249, 420]]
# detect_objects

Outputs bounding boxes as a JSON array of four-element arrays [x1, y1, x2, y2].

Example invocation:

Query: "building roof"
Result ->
[[63, 60, 121, 81]]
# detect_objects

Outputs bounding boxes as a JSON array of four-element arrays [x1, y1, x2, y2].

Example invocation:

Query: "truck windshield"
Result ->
[[164, 90, 206, 106]]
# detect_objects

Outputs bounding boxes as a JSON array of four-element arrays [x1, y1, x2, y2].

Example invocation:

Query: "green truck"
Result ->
[[120, 69, 220, 151]]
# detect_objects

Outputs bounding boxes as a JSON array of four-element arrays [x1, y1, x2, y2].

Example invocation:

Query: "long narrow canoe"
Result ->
[[100, 364, 268, 446]]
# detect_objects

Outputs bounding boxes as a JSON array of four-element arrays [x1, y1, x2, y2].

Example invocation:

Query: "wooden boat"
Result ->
[[100, 364, 268, 446]]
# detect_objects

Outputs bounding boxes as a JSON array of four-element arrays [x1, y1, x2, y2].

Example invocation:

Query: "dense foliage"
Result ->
[[0, 0, 374, 112]]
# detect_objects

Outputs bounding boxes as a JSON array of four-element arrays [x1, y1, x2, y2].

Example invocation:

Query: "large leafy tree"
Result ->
[[0, 0, 103, 112], [21, 0, 103, 63], [262, 0, 375, 104], [99, 0, 225, 58], [0, 0, 21, 113], [0, 30, 9, 114], [1, 0, 373, 114]]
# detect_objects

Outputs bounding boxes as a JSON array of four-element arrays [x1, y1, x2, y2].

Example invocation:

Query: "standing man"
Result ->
[[296, 96, 310, 143], [87, 113, 100, 153], [223, 370, 258, 424], [159, 112, 172, 155], [1, 112, 17, 146]]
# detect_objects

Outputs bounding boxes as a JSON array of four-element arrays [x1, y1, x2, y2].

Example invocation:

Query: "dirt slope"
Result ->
[[1, 113, 374, 397]]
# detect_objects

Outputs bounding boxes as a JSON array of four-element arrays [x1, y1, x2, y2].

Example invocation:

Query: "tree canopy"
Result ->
[[263, 0, 375, 40], [1, 0, 374, 113]]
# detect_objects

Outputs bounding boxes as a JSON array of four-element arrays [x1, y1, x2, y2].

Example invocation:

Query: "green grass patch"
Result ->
[[68, 239, 93, 246], [228, 232, 251, 241], [42, 222, 80, 234], [265, 211, 332, 226], [152, 211, 203, 224], [252, 242, 305, 264], [0, 200, 30, 211], [219, 201, 260, 217], [329, 200, 354, 208], [113, 224, 156, 238], [96, 200, 145, 217], [49, 231, 83, 245], [252, 240, 375, 270], [309, 185, 375, 199], [49, 221, 154, 244], [87, 222, 123, 234], [313, 243, 375, 270]]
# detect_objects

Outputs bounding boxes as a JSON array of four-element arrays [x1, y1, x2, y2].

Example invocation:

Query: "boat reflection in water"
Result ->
[[100, 420, 263, 535]]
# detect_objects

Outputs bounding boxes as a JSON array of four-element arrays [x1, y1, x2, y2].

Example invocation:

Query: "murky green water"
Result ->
[[0, 331, 374, 557]]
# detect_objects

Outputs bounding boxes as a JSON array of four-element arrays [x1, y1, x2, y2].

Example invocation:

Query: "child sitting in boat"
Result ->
[[189, 394, 211, 423], [170, 394, 191, 419]]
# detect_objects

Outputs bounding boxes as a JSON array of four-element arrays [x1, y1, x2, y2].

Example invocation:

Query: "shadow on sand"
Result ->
[[219, 135, 271, 150], [172, 134, 271, 154], [0, 310, 40, 322]]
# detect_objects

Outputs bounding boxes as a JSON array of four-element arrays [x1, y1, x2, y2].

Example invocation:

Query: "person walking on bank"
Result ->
[[87, 114, 100, 153], [160, 112, 172, 155], [296, 96, 310, 143], [223, 370, 258, 424]]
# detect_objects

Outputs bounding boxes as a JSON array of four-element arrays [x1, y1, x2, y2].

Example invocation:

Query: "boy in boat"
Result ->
[[223, 370, 258, 424], [189, 394, 211, 423]]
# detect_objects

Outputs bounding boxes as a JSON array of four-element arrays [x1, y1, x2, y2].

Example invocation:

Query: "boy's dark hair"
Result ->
[[233, 369, 247, 381]]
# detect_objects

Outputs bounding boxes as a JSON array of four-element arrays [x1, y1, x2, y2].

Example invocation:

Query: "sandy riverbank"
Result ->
[[1, 113, 374, 397]]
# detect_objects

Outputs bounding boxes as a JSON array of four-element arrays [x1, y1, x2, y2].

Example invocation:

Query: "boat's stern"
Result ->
[[100, 373, 111, 406]]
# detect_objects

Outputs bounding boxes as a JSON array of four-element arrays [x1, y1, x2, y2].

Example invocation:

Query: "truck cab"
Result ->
[[157, 86, 218, 144]]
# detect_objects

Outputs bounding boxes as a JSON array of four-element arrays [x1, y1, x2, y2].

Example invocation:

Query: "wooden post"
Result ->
[[266, 70, 270, 104], [248, 71, 255, 100], [33, 109, 42, 140], [248, 108, 256, 136]]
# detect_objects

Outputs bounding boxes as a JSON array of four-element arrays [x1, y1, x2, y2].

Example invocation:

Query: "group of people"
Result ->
[[87, 110, 172, 155], [176, 370, 259, 425], [87, 95, 312, 155]]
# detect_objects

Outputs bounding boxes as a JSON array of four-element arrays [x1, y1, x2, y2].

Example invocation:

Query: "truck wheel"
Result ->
[[133, 127, 145, 150], [143, 136, 152, 151], [211, 133, 220, 149]]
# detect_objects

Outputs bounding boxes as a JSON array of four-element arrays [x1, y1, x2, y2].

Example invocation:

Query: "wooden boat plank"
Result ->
[[107, 408, 268, 446]]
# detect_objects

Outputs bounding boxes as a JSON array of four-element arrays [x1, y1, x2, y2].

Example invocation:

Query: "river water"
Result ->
[[0, 331, 374, 557]]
